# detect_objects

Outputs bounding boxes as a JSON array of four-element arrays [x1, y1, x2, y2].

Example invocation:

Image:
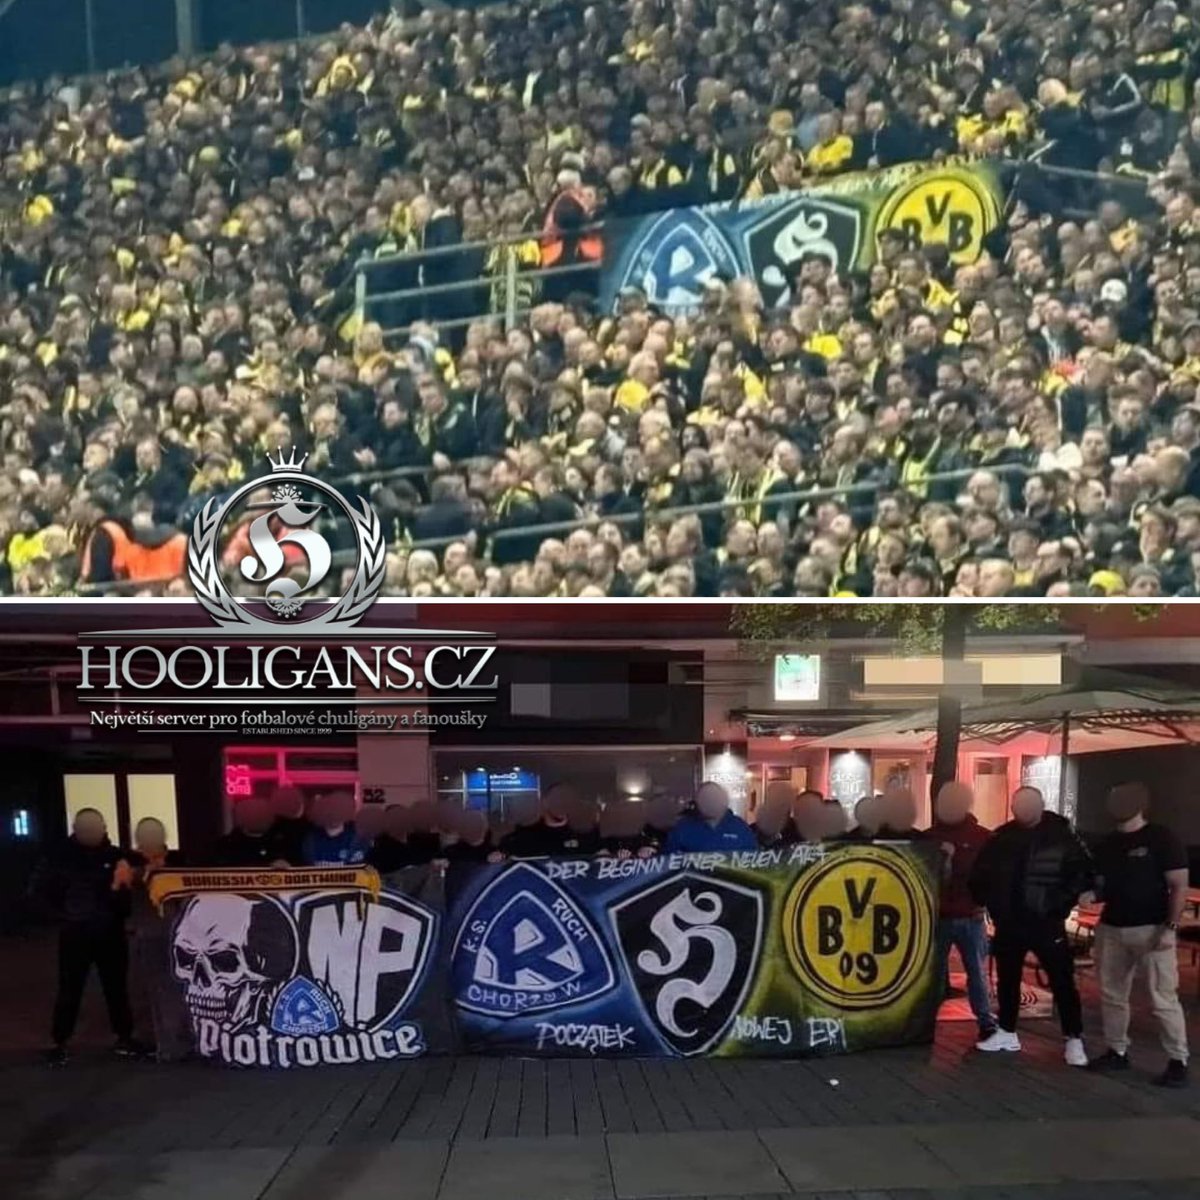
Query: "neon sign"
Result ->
[[224, 762, 253, 798]]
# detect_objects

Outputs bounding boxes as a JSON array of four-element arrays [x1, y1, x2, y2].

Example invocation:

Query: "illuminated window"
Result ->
[[774, 654, 821, 702], [12, 810, 30, 838]]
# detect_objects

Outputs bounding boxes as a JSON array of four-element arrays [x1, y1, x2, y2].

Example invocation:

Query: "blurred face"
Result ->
[[935, 782, 973, 824], [235, 796, 274, 835], [853, 795, 879, 835], [695, 782, 730, 821], [1011, 787, 1044, 827], [882, 788, 917, 832], [73, 809, 107, 846], [1106, 782, 1148, 824], [135, 818, 167, 854]]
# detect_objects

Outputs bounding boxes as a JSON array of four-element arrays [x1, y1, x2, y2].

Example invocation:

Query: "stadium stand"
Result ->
[[3, 1, 1200, 597]]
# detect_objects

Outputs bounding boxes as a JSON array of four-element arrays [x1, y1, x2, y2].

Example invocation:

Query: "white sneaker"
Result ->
[[976, 1029, 1021, 1053], [1064, 1038, 1088, 1067]]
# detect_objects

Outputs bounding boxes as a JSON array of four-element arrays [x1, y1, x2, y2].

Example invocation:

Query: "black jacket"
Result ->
[[969, 812, 1094, 924], [211, 824, 296, 867], [412, 498, 473, 542], [33, 837, 130, 930]]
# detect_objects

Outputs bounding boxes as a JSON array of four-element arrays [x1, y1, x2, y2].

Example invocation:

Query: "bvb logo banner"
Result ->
[[782, 846, 934, 1010], [875, 165, 1001, 264]]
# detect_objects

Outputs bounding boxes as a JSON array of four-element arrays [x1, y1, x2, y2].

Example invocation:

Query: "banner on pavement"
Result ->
[[446, 842, 940, 1058], [158, 845, 940, 1065], [161, 866, 447, 1068], [600, 160, 1004, 314]]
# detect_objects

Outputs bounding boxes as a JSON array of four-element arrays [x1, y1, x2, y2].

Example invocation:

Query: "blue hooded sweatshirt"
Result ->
[[302, 824, 368, 867], [665, 810, 757, 854]]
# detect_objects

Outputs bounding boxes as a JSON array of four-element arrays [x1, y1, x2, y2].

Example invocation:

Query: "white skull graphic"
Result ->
[[172, 894, 296, 1030]]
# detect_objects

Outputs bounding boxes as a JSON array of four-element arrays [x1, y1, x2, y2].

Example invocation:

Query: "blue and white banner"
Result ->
[[600, 161, 1004, 314], [158, 846, 941, 1065], [445, 844, 941, 1059]]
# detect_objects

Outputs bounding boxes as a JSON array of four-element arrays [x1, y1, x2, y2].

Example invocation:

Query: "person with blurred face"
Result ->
[[37, 808, 138, 1064], [817, 801, 849, 840], [126, 817, 188, 1061], [212, 795, 293, 866], [1088, 783, 1190, 1087], [269, 784, 309, 864], [876, 785, 926, 838], [754, 782, 796, 848], [597, 798, 657, 858], [665, 782, 757, 853], [642, 795, 681, 854], [443, 809, 494, 864], [844, 794, 882, 841], [500, 783, 582, 858], [792, 789, 827, 844], [370, 805, 414, 873], [929, 782, 996, 1039], [969, 787, 1094, 1065], [400, 800, 442, 864], [302, 791, 368, 866]]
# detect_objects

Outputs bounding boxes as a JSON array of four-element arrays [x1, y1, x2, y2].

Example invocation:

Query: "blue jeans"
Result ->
[[936, 915, 995, 1034]]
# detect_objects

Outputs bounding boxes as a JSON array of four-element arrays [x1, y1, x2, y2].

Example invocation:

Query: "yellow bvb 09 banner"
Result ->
[[602, 159, 1005, 313]]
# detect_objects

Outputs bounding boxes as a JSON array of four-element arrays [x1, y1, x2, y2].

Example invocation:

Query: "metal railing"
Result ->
[[352, 161, 1152, 341], [354, 224, 604, 338], [1004, 160, 1155, 222], [74, 464, 1029, 594]]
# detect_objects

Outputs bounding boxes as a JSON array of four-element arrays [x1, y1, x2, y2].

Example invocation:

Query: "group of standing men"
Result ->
[[30, 777, 1192, 1084], [931, 780, 1190, 1087]]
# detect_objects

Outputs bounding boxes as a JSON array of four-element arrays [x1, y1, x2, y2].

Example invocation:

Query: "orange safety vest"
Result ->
[[81, 519, 132, 583], [123, 533, 187, 583], [541, 187, 603, 266]]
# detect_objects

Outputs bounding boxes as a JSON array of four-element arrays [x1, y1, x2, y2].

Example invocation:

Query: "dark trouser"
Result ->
[[52, 924, 133, 1046], [993, 917, 1082, 1038], [131, 928, 192, 1060]]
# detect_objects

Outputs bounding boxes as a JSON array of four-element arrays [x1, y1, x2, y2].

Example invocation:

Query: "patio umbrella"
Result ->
[[810, 669, 1200, 809]]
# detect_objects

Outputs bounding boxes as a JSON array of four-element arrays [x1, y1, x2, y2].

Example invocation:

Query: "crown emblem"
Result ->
[[266, 446, 309, 473]]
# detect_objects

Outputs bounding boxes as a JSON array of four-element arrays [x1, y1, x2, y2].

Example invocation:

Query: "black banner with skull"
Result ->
[[160, 866, 451, 1068]]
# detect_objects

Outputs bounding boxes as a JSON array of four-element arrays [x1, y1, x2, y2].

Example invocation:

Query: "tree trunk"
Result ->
[[930, 605, 968, 806]]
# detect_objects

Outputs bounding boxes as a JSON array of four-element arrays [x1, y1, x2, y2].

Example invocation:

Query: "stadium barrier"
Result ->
[[354, 162, 1151, 335], [75, 464, 1030, 594]]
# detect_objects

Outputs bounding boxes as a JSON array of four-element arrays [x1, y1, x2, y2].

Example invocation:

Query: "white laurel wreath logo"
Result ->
[[188, 480, 386, 630]]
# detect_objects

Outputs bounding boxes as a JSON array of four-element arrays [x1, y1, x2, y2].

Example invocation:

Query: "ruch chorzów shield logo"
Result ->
[[609, 872, 764, 1055], [452, 863, 616, 1018], [618, 210, 740, 314]]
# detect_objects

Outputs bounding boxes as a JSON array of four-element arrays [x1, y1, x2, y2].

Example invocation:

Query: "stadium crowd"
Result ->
[[5, 0, 1200, 596]]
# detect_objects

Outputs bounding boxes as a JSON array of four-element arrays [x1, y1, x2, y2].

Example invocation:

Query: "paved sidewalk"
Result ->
[[2, 930, 1198, 1200]]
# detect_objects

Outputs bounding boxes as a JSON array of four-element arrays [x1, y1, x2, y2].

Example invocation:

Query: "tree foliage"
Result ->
[[731, 603, 1163, 657]]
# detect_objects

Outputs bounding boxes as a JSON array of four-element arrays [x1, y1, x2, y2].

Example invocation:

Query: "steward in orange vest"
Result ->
[[541, 174, 603, 301], [80, 516, 186, 587]]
